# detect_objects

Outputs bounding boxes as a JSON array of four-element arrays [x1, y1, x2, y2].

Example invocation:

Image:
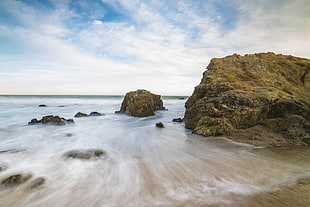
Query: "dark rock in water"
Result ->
[[184, 52, 310, 146], [64, 149, 106, 160], [89, 111, 104, 116], [74, 112, 104, 118], [156, 122, 165, 128], [1, 173, 32, 188], [172, 118, 184, 122], [0, 149, 25, 154], [57, 105, 65, 107], [116, 89, 166, 117], [28, 118, 42, 125], [38, 104, 47, 107], [0, 164, 8, 172], [28, 115, 74, 125], [74, 112, 88, 117], [29, 177, 45, 189], [65, 133, 73, 137]]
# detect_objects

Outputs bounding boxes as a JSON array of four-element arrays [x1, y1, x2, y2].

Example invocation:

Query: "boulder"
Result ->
[[29, 177, 45, 189], [184, 53, 310, 146], [156, 122, 165, 128], [172, 118, 184, 122], [89, 112, 103, 116], [74, 112, 88, 117], [116, 89, 165, 117], [1, 173, 32, 188], [63, 149, 106, 160], [28, 115, 74, 125], [74, 112, 104, 118]]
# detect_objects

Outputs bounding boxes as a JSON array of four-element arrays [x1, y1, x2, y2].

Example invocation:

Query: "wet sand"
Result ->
[[241, 178, 310, 207]]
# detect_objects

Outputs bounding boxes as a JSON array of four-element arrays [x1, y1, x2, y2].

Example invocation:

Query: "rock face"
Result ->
[[116, 89, 165, 117], [184, 53, 310, 146]]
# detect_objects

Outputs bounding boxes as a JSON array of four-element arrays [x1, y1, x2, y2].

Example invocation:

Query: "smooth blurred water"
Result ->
[[0, 95, 309, 207]]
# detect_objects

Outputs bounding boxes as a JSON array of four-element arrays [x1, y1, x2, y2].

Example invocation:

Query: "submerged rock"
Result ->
[[74, 112, 104, 118], [28, 115, 74, 125], [63, 149, 106, 160], [74, 112, 88, 117], [156, 122, 165, 128], [172, 118, 184, 122], [184, 53, 310, 146], [29, 177, 45, 189], [1, 173, 32, 188], [38, 104, 47, 107], [116, 89, 165, 117], [0, 164, 8, 172], [89, 111, 103, 116]]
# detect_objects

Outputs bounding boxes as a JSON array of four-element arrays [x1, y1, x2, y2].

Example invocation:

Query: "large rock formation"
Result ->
[[116, 89, 165, 117], [184, 52, 310, 146]]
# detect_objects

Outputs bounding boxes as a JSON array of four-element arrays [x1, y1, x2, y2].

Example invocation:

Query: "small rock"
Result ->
[[0, 164, 8, 172], [74, 112, 88, 117], [64, 149, 106, 160], [156, 122, 165, 128], [38, 104, 47, 107], [29, 177, 45, 189], [28, 115, 74, 125], [0, 149, 25, 154], [28, 118, 42, 125], [89, 112, 104, 116], [172, 118, 183, 122], [1, 173, 32, 188]]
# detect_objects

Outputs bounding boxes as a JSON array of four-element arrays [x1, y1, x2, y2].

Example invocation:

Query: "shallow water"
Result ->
[[0, 95, 309, 207]]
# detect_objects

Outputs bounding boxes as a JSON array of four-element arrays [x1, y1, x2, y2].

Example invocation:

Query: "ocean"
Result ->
[[0, 95, 309, 207]]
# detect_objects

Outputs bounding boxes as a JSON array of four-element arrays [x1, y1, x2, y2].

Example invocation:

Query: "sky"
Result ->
[[0, 0, 309, 95]]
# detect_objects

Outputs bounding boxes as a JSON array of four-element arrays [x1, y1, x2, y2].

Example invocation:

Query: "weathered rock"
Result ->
[[28, 115, 74, 125], [74, 112, 88, 117], [156, 122, 165, 128], [89, 112, 104, 116], [63, 149, 106, 160], [29, 177, 45, 189], [116, 89, 165, 117], [184, 52, 310, 146], [172, 118, 184, 122], [1, 173, 32, 188]]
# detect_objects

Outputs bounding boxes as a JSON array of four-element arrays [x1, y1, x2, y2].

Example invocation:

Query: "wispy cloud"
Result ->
[[0, 0, 309, 95]]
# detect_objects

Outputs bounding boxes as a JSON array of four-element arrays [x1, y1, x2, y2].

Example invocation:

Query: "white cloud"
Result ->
[[93, 20, 103, 25], [0, 0, 309, 95]]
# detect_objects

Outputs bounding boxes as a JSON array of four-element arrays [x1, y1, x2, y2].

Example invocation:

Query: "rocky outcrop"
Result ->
[[28, 115, 74, 125], [1, 173, 32, 188], [184, 52, 310, 146], [116, 89, 165, 117], [63, 149, 106, 160]]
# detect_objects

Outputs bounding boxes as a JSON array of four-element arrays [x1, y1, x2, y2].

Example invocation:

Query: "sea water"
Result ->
[[0, 95, 309, 207]]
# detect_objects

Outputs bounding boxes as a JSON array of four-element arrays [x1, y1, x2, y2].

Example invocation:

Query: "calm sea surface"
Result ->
[[0, 95, 309, 207]]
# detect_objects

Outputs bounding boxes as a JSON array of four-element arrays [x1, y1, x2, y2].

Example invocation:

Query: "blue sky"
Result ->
[[0, 0, 309, 95]]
